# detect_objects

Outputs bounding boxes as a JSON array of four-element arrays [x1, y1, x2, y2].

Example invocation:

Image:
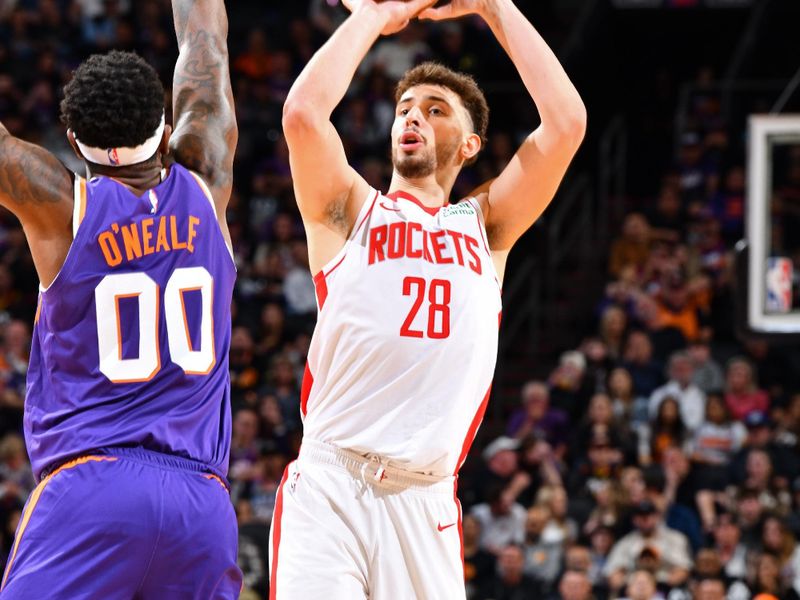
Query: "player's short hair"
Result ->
[[60, 50, 165, 152], [395, 62, 489, 163]]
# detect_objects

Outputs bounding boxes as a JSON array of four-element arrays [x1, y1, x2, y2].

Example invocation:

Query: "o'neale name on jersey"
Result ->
[[368, 222, 482, 275], [97, 215, 201, 267]]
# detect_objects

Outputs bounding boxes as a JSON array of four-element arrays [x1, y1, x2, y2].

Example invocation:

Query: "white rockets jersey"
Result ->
[[300, 187, 502, 477]]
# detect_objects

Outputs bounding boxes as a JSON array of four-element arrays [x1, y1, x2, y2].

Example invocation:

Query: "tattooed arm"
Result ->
[[0, 122, 74, 286], [169, 0, 238, 214]]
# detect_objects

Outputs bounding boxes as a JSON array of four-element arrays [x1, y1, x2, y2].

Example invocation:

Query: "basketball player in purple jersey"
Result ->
[[0, 1, 241, 597]]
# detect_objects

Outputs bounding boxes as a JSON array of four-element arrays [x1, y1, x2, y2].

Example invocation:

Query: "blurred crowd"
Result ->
[[0, 1, 798, 600]]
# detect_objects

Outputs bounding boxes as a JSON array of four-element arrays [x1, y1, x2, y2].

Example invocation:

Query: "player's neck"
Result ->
[[86, 158, 166, 196], [388, 172, 453, 208]]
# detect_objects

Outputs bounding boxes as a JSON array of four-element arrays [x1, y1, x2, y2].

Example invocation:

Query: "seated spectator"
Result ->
[[567, 429, 625, 500], [536, 484, 578, 546], [724, 357, 770, 421], [621, 331, 664, 399], [571, 392, 630, 463], [229, 407, 262, 486], [522, 505, 562, 590], [687, 340, 725, 394], [650, 266, 709, 344], [461, 436, 521, 507], [609, 213, 652, 279], [480, 544, 542, 600], [515, 435, 564, 506], [463, 514, 496, 600], [599, 306, 628, 362], [690, 392, 746, 493], [639, 397, 688, 466], [608, 367, 650, 428], [470, 484, 527, 555], [549, 351, 592, 423], [710, 510, 749, 583], [619, 569, 662, 600], [553, 570, 594, 600], [587, 524, 614, 591], [506, 381, 569, 455], [648, 351, 706, 433], [0, 433, 34, 506], [747, 552, 799, 600], [758, 516, 800, 597], [694, 577, 726, 600], [604, 499, 692, 593]]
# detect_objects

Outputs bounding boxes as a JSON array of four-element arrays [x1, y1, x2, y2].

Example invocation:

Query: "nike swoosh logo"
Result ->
[[437, 522, 456, 532], [379, 202, 402, 212]]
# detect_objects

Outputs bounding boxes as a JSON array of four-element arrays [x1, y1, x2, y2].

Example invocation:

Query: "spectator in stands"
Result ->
[[587, 524, 614, 591], [609, 213, 652, 278], [571, 392, 631, 464], [554, 570, 594, 600], [599, 305, 628, 362], [710, 510, 749, 583], [481, 543, 542, 600], [0, 433, 34, 505], [694, 578, 726, 600], [724, 357, 770, 421], [691, 392, 746, 503], [608, 367, 649, 427], [549, 350, 592, 422], [536, 484, 578, 547], [620, 569, 661, 600], [640, 397, 688, 466], [649, 351, 705, 433], [650, 265, 710, 346], [507, 381, 569, 455], [521, 505, 562, 590], [709, 165, 746, 245], [622, 331, 664, 399], [463, 514, 496, 600], [687, 340, 725, 394], [471, 483, 527, 556], [229, 408, 262, 487], [759, 515, 800, 597], [604, 499, 692, 593]]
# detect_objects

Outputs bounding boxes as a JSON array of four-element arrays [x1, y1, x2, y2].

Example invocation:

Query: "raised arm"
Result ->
[[421, 0, 587, 252], [282, 0, 434, 250], [0, 122, 73, 285], [170, 0, 238, 213]]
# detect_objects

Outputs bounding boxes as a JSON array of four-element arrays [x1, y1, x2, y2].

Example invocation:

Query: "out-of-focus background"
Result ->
[[0, 1, 799, 598]]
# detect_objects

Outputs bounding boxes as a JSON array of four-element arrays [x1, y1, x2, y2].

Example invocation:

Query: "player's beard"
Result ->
[[393, 138, 461, 179], [394, 146, 436, 179]]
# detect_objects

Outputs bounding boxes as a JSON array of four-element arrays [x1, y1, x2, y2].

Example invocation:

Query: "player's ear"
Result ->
[[66, 130, 83, 161], [159, 124, 173, 156], [461, 132, 481, 163]]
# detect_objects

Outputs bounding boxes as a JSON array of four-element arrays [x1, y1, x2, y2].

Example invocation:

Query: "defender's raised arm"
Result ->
[[422, 0, 587, 254], [282, 0, 434, 273], [170, 0, 238, 212]]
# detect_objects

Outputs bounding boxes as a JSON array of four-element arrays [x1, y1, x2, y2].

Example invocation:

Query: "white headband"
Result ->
[[74, 113, 166, 167]]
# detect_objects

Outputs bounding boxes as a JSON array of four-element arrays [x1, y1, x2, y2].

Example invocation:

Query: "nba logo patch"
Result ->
[[107, 148, 120, 166]]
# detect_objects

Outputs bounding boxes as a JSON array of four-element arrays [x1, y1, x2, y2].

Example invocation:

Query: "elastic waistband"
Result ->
[[41, 447, 227, 484], [299, 439, 455, 496]]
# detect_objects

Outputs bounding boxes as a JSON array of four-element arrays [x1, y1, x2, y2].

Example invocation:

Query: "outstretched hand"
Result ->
[[341, 0, 438, 35], [418, 0, 489, 21]]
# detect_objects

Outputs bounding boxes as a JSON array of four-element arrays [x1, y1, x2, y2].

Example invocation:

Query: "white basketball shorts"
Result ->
[[268, 439, 466, 599]]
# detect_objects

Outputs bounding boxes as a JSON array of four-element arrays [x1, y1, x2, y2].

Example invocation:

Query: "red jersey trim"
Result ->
[[300, 363, 314, 418], [454, 384, 492, 475], [269, 464, 290, 600], [386, 190, 443, 216]]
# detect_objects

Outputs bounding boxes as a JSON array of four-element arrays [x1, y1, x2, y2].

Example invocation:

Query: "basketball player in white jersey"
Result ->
[[271, 0, 586, 598]]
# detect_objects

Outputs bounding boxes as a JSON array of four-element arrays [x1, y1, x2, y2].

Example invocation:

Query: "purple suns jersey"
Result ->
[[24, 164, 236, 480]]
